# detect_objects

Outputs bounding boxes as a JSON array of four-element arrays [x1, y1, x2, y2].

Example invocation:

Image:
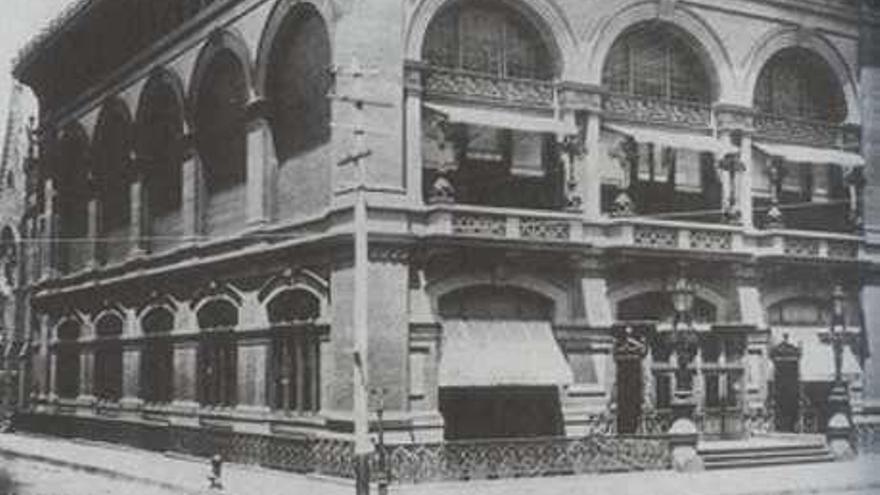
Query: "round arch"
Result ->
[[134, 68, 188, 147], [426, 273, 571, 323], [741, 26, 859, 124], [584, 0, 734, 102], [187, 29, 256, 110], [405, 0, 577, 79], [254, 0, 337, 97], [194, 297, 241, 330], [608, 279, 730, 322]]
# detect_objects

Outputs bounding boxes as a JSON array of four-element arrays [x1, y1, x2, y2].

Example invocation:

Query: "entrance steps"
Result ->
[[698, 435, 835, 470]]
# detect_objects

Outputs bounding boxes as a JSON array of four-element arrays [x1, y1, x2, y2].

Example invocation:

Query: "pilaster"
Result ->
[[245, 98, 275, 228], [180, 133, 201, 245]]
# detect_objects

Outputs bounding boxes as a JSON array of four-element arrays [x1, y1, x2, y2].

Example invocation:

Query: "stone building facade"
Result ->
[[8, 0, 880, 454]]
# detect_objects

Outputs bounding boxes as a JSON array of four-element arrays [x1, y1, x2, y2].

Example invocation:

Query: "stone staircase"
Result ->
[[698, 435, 835, 470]]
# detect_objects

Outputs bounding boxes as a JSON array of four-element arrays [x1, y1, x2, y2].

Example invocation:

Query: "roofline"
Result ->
[[12, 0, 103, 81]]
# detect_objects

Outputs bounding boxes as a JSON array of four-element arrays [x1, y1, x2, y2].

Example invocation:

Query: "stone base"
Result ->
[[668, 418, 704, 472], [827, 412, 856, 460]]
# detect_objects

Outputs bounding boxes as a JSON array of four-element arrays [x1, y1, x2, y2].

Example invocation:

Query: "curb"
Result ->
[[0, 444, 213, 495]]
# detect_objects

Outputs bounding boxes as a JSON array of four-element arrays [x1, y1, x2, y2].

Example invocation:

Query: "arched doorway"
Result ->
[[437, 286, 569, 440]]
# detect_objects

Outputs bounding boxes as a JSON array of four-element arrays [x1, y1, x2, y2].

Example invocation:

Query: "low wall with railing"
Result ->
[[15, 412, 672, 484]]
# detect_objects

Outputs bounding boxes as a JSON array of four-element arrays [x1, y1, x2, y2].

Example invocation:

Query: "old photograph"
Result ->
[[0, 0, 878, 493]]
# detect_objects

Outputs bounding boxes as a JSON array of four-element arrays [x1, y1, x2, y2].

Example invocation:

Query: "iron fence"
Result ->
[[15, 413, 671, 484]]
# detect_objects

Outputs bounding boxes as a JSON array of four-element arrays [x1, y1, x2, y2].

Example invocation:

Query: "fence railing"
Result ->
[[16, 412, 671, 484], [379, 434, 671, 483]]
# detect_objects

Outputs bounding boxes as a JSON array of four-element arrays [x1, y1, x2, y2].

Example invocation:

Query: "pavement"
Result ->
[[1, 432, 879, 495]]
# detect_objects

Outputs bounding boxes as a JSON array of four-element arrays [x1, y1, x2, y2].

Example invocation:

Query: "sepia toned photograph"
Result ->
[[0, 0, 878, 493]]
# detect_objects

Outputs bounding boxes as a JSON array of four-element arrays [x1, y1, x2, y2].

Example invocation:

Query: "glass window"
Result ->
[[140, 308, 174, 404], [94, 315, 123, 402], [197, 300, 238, 407], [754, 48, 846, 122], [602, 23, 712, 103], [268, 290, 321, 414], [423, 1, 554, 80]]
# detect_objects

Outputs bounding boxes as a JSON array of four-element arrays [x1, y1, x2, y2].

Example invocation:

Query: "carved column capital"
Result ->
[[404, 60, 425, 97]]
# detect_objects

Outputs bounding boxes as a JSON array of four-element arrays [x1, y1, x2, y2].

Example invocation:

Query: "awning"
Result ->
[[773, 327, 861, 381], [604, 123, 737, 156], [439, 319, 574, 387], [424, 103, 577, 135], [753, 142, 865, 167]]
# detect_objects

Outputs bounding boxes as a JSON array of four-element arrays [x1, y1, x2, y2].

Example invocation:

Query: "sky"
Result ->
[[0, 0, 80, 138]]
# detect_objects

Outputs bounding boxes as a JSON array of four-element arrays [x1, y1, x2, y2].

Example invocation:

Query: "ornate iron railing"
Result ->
[[379, 434, 671, 484], [422, 66, 555, 108], [17, 413, 672, 485], [452, 213, 507, 237], [603, 93, 711, 129], [742, 408, 823, 437], [754, 113, 859, 149]]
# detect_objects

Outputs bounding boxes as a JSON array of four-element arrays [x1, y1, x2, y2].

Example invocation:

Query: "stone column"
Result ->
[[739, 134, 755, 229], [765, 158, 786, 228], [245, 98, 275, 228], [129, 168, 147, 258], [120, 343, 142, 411], [560, 83, 603, 220], [86, 197, 99, 269], [171, 339, 199, 414], [41, 179, 56, 280], [180, 133, 201, 246], [404, 61, 424, 206]]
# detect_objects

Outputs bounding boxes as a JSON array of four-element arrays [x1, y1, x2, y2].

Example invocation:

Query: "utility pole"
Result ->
[[338, 56, 375, 495]]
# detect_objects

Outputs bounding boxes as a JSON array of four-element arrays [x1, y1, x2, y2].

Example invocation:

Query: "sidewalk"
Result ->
[[1, 432, 878, 495]]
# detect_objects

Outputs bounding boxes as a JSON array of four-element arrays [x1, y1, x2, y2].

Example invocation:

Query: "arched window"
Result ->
[[140, 307, 175, 404], [602, 23, 712, 103], [754, 48, 846, 123], [267, 289, 321, 414], [0, 227, 17, 291], [138, 75, 184, 253], [423, 1, 554, 80], [94, 314, 124, 402], [55, 128, 90, 274], [616, 291, 717, 323], [266, 6, 331, 163], [56, 320, 82, 399], [197, 299, 238, 407], [93, 102, 133, 264], [194, 50, 248, 235]]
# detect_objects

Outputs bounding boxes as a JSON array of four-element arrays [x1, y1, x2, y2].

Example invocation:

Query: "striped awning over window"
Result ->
[[753, 142, 865, 167], [424, 103, 577, 135], [439, 319, 573, 387], [604, 123, 737, 157]]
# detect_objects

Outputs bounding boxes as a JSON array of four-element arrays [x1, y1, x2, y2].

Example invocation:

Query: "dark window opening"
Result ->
[[194, 51, 247, 194], [94, 315, 124, 402], [197, 300, 239, 407], [140, 308, 174, 404], [267, 290, 321, 413], [267, 6, 332, 162]]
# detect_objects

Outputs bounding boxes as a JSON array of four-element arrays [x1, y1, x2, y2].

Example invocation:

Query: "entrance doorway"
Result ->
[[616, 358, 643, 434], [771, 339, 801, 433], [439, 387, 563, 440]]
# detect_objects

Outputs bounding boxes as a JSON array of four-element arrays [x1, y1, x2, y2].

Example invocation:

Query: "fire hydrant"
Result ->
[[208, 454, 223, 490]]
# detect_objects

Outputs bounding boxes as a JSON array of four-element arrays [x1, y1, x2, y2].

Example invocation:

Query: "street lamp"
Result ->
[[668, 265, 699, 419], [823, 285, 857, 459]]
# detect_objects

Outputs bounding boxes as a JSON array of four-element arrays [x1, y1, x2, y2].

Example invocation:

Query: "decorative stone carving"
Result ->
[[452, 214, 506, 237], [714, 105, 755, 133], [603, 93, 711, 129], [754, 114, 860, 149], [423, 66, 554, 108]]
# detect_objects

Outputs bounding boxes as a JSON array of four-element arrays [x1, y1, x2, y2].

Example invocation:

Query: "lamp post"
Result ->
[[824, 285, 857, 459], [669, 266, 699, 419]]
